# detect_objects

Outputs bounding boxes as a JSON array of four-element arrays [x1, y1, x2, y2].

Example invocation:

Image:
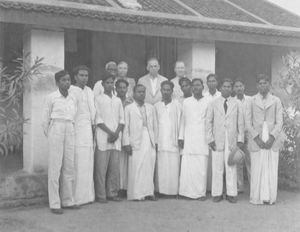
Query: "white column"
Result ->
[[177, 39, 215, 91], [0, 23, 4, 71], [23, 27, 64, 173]]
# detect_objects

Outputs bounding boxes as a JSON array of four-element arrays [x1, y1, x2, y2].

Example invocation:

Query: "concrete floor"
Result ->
[[0, 190, 300, 232]]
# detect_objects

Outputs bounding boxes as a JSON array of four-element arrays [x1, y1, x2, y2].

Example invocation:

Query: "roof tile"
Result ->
[[230, 0, 300, 27], [62, 0, 111, 7], [180, 0, 263, 23]]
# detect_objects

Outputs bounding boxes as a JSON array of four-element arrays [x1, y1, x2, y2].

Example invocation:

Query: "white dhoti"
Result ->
[[119, 150, 128, 190], [127, 128, 156, 200], [212, 131, 237, 197], [157, 151, 180, 195], [74, 146, 95, 205], [48, 120, 75, 209], [250, 121, 279, 205], [179, 155, 208, 198]]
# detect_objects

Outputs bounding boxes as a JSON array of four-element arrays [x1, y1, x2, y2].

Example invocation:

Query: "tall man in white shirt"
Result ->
[[94, 73, 125, 203], [93, 61, 117, 98], [171, 61, 186, 100], [69, 65, 96, 206], [43, 70, 79, 214], [138, 58, 167, 105], [178, 78, 210, 200], [155, 81, 181, 196], [233, 79, 251, 193], [123, 84, 157, 201], [116, 61, 136, 99], [206, 78, 244, 203], [245, 74, 283, 205], [203, 74, 221, 192]]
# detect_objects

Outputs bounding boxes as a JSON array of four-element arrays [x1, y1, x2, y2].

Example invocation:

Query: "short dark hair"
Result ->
[[102, 72, 115, 83], [55, 70, 69, 83], [256, 74, 270, 83], [160, 80, 174, 90], [192, 78, 204, 86], [233, 78, 245, 86], [73, 65, 90, 76], [133, 84, 146, 93], [206, 73, 217, 82], [179, 77, 192, 87], [220, 78, 233, 87], [115, 79, 129, 88], [147, 57, 159, 65]]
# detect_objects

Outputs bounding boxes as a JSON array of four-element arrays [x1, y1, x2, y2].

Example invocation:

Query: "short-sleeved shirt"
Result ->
[[95, 94, 125, 151]]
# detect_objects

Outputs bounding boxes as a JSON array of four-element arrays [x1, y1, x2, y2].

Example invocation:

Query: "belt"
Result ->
[[51, 118, 73, 123]]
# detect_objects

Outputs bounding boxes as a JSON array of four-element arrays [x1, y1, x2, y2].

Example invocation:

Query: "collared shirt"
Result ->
[[135, 102, 147, 127], [42, 89, 77, 135], [179, 95, 209, 155], [171, 76, 187, 100], [150, 76, 158, 96], [204, 90, 221, 103], [95, 94, 125, 151]]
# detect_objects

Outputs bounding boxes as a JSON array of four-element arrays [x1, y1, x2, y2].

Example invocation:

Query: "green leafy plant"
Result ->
[[279, 51, 300, 188], [0, 55, 43, 157]]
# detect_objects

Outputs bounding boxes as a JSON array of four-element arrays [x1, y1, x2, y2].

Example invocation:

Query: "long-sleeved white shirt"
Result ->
[[42, 89, 77, 136]]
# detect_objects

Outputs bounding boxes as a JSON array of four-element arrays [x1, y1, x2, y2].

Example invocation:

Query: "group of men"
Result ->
[[42, 58, 283, 214]]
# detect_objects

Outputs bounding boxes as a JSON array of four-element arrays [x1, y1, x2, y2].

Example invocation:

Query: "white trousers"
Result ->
[[212, 132, 237, 197], [179, 155, 208, 198], [250, 150, 279, 205], [127, 128, 156, 200], [157, 151, 180, 195], [48, 120, 75, 209], [74, 146, 95, 205]]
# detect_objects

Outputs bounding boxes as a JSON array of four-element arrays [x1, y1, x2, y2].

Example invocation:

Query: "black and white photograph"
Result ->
[[0, 0, 300, 231]]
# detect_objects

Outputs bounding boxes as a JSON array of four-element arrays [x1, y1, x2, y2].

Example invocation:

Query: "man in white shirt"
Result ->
[[233, 79, 252, 193], [69, 65, 96, 206], [94, 73, 124, 203], [206, 78, 244, 203], [116, 61, 136, 99], [123, 84, 157, 201], [93, 61, 117, 98], [171, 61, 187, 100], [178, 77, 192, 105], [43, 70, 79, 214], [245, 74, 283, 205], [155, 81, 181, 196], [203, 74, 221, 193], [178, 78, 210, 200], [138, 58, 167, 105]]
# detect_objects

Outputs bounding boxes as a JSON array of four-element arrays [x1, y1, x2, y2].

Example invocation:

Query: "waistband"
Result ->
[[51, 119, 73, 123]]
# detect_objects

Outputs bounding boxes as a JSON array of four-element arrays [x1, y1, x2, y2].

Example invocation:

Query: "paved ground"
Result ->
[[0, 190, 300, 232]]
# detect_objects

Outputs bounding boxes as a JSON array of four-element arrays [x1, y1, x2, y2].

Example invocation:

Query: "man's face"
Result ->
[[133, 86, 146, 102], [233, 81, 245, 96], [180, 81, 191, 96], [106, 64, 117, 77], [207, 76, 218, 90], [102, 77, 115, 93], [174, 62, 185, 78], [221, 81, 232, 98], [192, 80, 204, 95], [75, 70, 88, 87], [57, 74, 71, 91], [147, 60, 160, 76], [117, 63, 128, 78], [161, 84, 173, 101], [257, 79, 270, 95], [116, 82, 128, 98]]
